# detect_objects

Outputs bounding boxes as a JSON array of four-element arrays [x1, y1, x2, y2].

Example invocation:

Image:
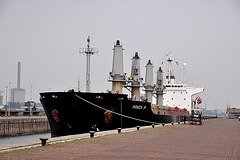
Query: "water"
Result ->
[[0, 133, 51, 146]]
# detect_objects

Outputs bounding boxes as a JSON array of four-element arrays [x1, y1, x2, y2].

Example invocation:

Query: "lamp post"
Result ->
[[118, 97, 124, 128]]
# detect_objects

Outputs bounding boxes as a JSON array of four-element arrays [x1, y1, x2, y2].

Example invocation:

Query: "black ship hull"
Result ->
[[40, 92, 185, 137]]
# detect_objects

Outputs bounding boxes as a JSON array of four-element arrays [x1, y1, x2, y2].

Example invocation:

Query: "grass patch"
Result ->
[[0, 146, 48, 157], [12, 146, 24, 149]]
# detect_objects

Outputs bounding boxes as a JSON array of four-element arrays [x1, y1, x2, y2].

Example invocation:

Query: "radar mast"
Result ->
[[79, 36, 98, 92]]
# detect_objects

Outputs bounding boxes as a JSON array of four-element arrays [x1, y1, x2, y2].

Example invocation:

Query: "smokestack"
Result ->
[[17, 62, 21, 89]]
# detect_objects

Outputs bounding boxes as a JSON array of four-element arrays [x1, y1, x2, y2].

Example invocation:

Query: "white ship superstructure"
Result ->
[[161, 54, 204, 112], [162, 84, 204, 112]]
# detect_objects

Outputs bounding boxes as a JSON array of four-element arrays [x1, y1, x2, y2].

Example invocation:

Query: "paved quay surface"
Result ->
[[0, 119, 239, 160]]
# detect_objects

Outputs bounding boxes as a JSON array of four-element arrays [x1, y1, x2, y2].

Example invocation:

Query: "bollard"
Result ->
[[162, 123, 165, 127], [136, 126, 140, 130], [40, 138, 48, 146], [152, 124, 155, 128], [89, 131, 95, 138], [178, 121, 180, 124], [117, 128, 122, 133], [171, 122, 174, 125]]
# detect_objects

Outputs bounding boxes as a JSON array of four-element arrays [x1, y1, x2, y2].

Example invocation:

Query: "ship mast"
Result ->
[[166, 53, 175, 84], [181, 63, 187, 84], [79, 36, 98, 92]]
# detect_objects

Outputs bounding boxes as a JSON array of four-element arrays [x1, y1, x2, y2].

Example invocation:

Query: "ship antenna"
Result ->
[[79, 36, 98, 92], [166, 52, 173, 84]]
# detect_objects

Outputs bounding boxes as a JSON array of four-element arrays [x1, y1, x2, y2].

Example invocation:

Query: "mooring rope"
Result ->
[[74, 94, 161, 125]]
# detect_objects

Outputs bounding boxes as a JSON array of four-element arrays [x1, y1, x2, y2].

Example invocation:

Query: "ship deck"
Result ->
[[0, 119, 239, 160]]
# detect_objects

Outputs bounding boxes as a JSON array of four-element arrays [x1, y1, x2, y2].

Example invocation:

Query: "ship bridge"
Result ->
[[163, 83, 204, 112]]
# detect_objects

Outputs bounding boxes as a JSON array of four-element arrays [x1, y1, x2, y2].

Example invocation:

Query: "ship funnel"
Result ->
[[144, 60, 154, 103], [166, 53, 175, 84], [156, 67, 163, 105], [109, 40, 126, 93], [130, 52, 142, 100]]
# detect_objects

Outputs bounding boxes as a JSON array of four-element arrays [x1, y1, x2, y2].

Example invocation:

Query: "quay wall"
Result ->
[[0, 117, 50, 137]]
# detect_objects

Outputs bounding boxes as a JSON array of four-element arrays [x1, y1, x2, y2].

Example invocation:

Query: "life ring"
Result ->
[[196, 97, 202, 104]]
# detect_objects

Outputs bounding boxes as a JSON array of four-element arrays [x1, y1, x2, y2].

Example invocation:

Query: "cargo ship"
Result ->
[[40, 38, 204, 137]]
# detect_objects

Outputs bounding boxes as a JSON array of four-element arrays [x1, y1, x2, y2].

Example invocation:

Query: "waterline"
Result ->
[[0, 133, 51, 146]]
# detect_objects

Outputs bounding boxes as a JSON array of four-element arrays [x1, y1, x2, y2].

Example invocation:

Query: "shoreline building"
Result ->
[[10, 62, 25, 106], [0, 91, 3, 108], [227, 108, 240, 119]]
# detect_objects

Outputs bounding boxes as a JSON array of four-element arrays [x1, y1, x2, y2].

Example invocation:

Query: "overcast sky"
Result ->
[[0, 0, 239, 110]]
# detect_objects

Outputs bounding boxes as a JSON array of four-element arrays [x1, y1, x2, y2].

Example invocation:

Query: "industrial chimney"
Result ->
[[10, 62, 25, 104], [17, 62, 21, 89]]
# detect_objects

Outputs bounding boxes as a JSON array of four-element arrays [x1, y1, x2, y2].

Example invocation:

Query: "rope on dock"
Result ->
[[74, 94, 161, 125]]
